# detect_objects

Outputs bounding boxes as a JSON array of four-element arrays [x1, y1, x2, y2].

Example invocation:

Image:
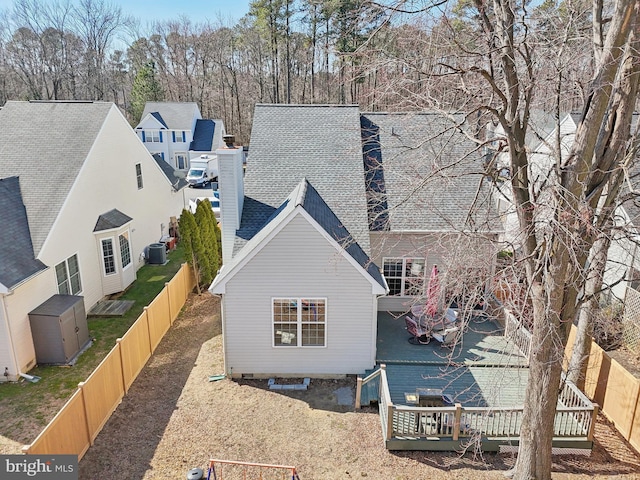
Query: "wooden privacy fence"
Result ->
[[23, 263, 196, 459], [565, 326, 640, 454]]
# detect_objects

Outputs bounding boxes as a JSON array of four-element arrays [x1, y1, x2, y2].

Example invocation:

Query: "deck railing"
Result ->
[[504, 308, 532, 361], [379, 371, 596, 444]]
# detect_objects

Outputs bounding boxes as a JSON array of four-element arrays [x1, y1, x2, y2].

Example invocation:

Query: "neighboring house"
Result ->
[[0, 100, 185, 380], [496, 112, 640, 303], [210, 105, 499, 378], [135, 102, 226, 172]]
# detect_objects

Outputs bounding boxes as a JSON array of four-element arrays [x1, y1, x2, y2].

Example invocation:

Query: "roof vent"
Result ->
[[223, 134, 235, 147]]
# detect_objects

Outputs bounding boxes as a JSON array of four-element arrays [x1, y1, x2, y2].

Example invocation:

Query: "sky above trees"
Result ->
[[0, 0, 252, 23]]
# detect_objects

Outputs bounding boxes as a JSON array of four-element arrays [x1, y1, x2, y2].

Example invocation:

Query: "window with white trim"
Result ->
[[145, 130, 161, 142], [382, 258, 426, 296], [173, 130, 186, 142], [175, 153, 188, 170], [119, 232, 131, 268], [273, 298, 326, 347], [135, 163, 143, 189], [55, 254, 82, 295], [102, 238, 116, 275]]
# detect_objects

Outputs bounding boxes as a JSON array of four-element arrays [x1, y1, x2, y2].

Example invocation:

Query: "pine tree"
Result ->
[[194, 200, 215, 285], [129, 61, 164, 123]]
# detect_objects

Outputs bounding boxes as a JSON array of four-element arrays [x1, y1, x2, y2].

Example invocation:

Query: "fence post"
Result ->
[[143, 306, 153, 353], [165, 282, 173, 325], [453, 403, 462, 441], [355, 377, 362, 409], [78, 382, 94, 446], [386, 404, 394, 441], [116, 338, 128, 395], [587, 404, 600, 441]]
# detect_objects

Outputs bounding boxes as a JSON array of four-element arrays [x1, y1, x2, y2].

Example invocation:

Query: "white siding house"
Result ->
[[209, 106, 498, 378], [135, 102, 226, 172], [0, 101, 185, 379], [211, 179, 386, 377]]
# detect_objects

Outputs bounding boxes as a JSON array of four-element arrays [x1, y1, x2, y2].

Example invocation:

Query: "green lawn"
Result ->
[[0, 244, 187, 442]]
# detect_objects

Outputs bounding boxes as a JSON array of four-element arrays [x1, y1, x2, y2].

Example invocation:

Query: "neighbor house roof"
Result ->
[[150, 112, 168, 128], [141, 102, 200, 130], [211, 179, 387, 294], [361, 112, 500, 232], [93, 209, 133, 232], [0, 100, 115, 256], [190, 119, 215, 152], [152, 153, 187, 191], [0, 176, 47, 289], [239, 104, 371, 253]]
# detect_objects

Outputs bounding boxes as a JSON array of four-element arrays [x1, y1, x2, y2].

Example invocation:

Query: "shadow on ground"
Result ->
[[236, 377, 357, 413]]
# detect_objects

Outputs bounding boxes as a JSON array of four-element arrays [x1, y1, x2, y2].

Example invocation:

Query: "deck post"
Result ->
[[386, 404, 394, 441], [355, 377, 362, 409], [452, 403, 462, 441], [587, 404, 599, 441]]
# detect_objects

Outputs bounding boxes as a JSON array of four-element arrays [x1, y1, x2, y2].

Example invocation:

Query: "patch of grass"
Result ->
[[0, 244, 188, 439]]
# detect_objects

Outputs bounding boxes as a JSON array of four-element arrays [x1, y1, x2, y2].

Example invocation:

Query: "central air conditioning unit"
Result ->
[[148, 243, 167, 265]]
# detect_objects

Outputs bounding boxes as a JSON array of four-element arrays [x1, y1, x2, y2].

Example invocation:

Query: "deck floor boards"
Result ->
[[376, 311, 529, 407]]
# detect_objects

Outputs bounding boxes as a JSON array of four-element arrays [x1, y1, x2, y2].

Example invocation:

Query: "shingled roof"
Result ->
[[141, 102, 200, 130], [239, 104, 370, 253], [0, 101, 114, 255], [190, 119, 215, 151], [0, 176, 47, 289], [361, 112, 499, 232], [93, 209, 133, 232]]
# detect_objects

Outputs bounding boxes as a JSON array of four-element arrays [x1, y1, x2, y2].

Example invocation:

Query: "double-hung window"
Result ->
[[102, 239, 116, 275], [55, 254, 82, 295], [145, 130, 162, 142], [273, 298, 326, 347], [135, 163, 143, 189], [173, 131, 186, 142], [383, 258, 426, 296]]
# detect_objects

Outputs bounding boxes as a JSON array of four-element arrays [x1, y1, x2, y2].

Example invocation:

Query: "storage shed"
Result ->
[[28, 294, 90, 365]]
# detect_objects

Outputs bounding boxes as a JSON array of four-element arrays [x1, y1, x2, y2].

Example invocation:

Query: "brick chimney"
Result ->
[[216, 135, 244, 265]]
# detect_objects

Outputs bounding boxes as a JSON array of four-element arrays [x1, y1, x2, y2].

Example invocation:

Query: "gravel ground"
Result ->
[[78, 293, 640, 480]]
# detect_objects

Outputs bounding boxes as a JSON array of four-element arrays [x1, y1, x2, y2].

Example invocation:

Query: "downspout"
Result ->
[[0, 290, 20, 382]]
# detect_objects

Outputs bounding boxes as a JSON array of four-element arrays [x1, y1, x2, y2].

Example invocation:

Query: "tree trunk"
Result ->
[[567, 229, 611, 386]]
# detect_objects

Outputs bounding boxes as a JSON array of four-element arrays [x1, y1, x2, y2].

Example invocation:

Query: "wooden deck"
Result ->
[[375, 311, 529, 407], [360, 311, 596, 452]]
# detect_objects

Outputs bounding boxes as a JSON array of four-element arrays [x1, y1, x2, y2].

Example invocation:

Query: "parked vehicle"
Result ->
[[186, 155, 218, 187], [188, 190, 220, 218]]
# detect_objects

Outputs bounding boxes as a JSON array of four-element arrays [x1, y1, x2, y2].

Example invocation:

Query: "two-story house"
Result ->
[[135, 102, 226, 172], [0, 100, 185, 380]]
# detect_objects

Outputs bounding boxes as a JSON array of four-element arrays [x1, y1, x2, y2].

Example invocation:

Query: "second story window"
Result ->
[[136, 163, 143, 189], [173, 131, 186, 142], [144, 130, 162, 143]]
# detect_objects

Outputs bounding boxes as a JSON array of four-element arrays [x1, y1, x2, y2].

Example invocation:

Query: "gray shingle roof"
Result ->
[[0, 176, 47, 288], [141, 102, 200, 130], [240, 104, 370, 252], [152, 153, 187, 191], [0, 101, 114, 255], [361, 112, 499, 232], [93, 209, 133, 232]]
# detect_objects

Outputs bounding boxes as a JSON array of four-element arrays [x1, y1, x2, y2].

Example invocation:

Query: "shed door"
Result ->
[[60, 310, 80, 362]]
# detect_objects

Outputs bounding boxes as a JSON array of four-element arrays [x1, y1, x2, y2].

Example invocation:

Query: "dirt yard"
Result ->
[[78, 294, 640, 480]]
